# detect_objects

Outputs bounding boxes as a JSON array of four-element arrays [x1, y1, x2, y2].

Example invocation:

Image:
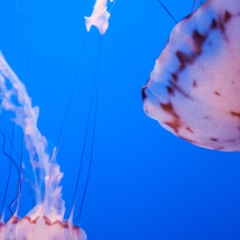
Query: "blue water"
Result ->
[[0, 0, 240, 239]]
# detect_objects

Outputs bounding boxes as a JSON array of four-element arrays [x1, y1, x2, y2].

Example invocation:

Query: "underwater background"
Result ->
[[0, 0, 240, 239]]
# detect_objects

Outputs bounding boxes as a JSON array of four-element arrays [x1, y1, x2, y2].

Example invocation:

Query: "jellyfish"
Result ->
[[142, 0, 240, 151], [0, 0, 113, 239]]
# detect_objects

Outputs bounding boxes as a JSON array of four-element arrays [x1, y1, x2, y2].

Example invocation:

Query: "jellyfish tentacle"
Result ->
[[55, 33, 89, 156], [0, 117, 21, 161], [7, 117, 17, 217], [69, 35, 102, 225], [157, 0, 178, 24], [78, 36, 102, 224], [9, 135, 24, 218], [0, 129, 20, 220]]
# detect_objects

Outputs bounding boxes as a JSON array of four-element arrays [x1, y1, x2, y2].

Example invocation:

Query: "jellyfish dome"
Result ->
[[142, 0, 240, 151]]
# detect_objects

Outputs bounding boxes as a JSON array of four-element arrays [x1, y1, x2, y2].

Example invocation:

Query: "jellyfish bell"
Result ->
[[0, 216, 86, 240], [142, 0, 240, 151], [0, 0, 113, 239]]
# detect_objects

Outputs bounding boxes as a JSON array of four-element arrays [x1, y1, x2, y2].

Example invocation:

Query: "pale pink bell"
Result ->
[[142, 0, 240, 151]]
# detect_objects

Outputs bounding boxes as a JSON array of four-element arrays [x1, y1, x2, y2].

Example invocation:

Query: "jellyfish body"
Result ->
[[142, 0, 240, 151]]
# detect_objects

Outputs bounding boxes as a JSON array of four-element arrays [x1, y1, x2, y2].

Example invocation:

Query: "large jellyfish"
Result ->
[[0, 0, 113, 239], [142, 0, 240, 151]]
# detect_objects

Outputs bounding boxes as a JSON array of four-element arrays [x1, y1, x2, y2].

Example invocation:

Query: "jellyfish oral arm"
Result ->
[[84, 0, 114, 34], [0, 51, 64, 220]]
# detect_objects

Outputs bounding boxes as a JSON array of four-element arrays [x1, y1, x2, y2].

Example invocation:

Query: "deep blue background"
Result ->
[[1, 0, 240, 239]]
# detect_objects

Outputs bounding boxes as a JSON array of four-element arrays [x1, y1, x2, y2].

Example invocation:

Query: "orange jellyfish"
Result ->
[[0, 0, 113, 239], [142, 0, 240, 151]]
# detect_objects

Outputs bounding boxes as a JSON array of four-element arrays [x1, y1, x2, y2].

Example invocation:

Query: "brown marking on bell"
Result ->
[[172, 73, 178, 81], [11, 216, 20, 224], [210, 138, 218, 141], [160, 101, 179, 119], [32, 216, 39, 224], [224, 11, 231, 23], [164, 119, 182, 134], [167, 86, 174, 95], [141, 86, 147, 100], [176, 51, 191, 70], [211, 19, 218, 29], [214, 91, 221, 96], [192, 30, 207, 53], [43, 216, 51, 225], [186, 127, 194, 133], [230, 111, 240, 118], [175, 30, 207, 71], [62, 220, 69, 229], [192, 80, 197, 87]]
